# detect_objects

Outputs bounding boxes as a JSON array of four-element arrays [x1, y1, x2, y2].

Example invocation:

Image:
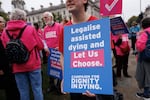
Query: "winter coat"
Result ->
[[1, 20, 44, 73]]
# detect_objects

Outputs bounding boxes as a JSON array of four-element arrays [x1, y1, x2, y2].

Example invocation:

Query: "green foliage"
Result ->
[[52, 13, 62, 23], [0, 12, 9, 21]]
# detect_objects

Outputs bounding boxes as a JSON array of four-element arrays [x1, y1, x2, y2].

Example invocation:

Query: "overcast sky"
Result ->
[[1, 0, 150, 22]]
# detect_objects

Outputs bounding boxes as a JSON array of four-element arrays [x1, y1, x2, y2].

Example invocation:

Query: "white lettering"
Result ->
[[71, 24, 101, 34], [71, 32, 101, 42], [73, 60, 102, 68], [68, 43, 87, 51]]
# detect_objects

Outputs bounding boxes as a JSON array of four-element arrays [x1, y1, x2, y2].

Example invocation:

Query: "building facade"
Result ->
[[12, 0, 25, 10], [10, 0, 100, 27]]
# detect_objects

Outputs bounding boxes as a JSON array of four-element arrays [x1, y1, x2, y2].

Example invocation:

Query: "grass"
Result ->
[[42, 63, 70, 100], [0, 63, 70, 100]]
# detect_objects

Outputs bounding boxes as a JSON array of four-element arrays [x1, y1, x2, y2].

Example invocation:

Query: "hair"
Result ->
[[43, 11, 53, 19], [84, 1, 88, 11], [141, 17, 150, 29], [10, 8, 27, 20]]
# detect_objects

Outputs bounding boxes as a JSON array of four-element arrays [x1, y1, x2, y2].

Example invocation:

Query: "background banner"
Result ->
[[47, 48, 62, 80], [110, 16, 129, 35]]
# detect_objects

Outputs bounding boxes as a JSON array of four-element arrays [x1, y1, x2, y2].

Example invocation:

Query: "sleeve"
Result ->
[[115, 38, 122, 46], [32, 28, 44, 50], [38, 29, 44, 39], [136, 32, 147, 52], [119, 34, 130, 51], [22, 26, 44, 51], [42, 40, 48, 49]]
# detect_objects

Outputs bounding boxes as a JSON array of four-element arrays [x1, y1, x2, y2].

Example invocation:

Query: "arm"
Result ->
[[32, 28, 44, 50], [136, 32, 147, 52], [42, 40, 50, 55], [115, 34, 122, 46]]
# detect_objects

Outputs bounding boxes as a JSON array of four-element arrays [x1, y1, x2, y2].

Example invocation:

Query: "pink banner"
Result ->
[[100, 0, 122, 16]]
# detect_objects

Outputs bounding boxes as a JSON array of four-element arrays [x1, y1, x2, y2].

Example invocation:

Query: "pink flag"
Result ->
[[100, 0, 122, 16]]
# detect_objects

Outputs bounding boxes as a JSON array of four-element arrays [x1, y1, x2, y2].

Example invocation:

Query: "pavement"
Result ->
[[0, 49, 140, 100], [114, 51, 141, 100]]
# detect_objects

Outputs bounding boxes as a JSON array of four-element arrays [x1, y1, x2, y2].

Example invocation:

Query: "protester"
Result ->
[[112, 33, 131, 79], [42, 11, 63, 94], [33, 22, 47, 64], [111, 33, 118, 68], [0, 16, 20, 100], [135, 17, 150, 99], [129, 21, 140, 54], [1, 9, 44, 100], [59, 0, 98, 54], [33, 22, 43, 39], [59, 0, 98, 100]]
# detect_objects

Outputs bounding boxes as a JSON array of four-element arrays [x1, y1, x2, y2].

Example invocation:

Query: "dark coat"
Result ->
[[0, 39, 20, 100], [0, 39, 11, 88], [0, 39, 11, 72]]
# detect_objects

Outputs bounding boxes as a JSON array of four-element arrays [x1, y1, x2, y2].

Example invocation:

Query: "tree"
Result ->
[[0, 12, 9, 21], [52, 12, 62, 23]]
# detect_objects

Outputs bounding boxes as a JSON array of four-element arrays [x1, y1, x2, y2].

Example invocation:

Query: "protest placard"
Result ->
[[100, 0, 122, 16], [47, 48, 62, 79], [110, 16, 129, 35], [63, 18, 113, 95]]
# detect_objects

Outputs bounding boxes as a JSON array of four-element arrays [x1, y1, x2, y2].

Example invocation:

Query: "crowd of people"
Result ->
[[0, 0, 150, 100]]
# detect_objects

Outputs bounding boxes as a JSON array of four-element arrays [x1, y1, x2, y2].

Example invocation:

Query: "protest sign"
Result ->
[[63, 18, 113, 95], [110, 16, 129, 35], [47, 48, 62, 79]]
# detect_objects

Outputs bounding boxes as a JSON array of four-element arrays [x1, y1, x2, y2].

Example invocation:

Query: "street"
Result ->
[[114, 50, 140, 100]]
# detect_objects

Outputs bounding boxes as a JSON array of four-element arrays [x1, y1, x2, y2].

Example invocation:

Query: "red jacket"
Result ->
[[1, 20, 44, 73], [136, 27, 150, 52], [112, 34, 130, 56], [43, 22, 63, 48]]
